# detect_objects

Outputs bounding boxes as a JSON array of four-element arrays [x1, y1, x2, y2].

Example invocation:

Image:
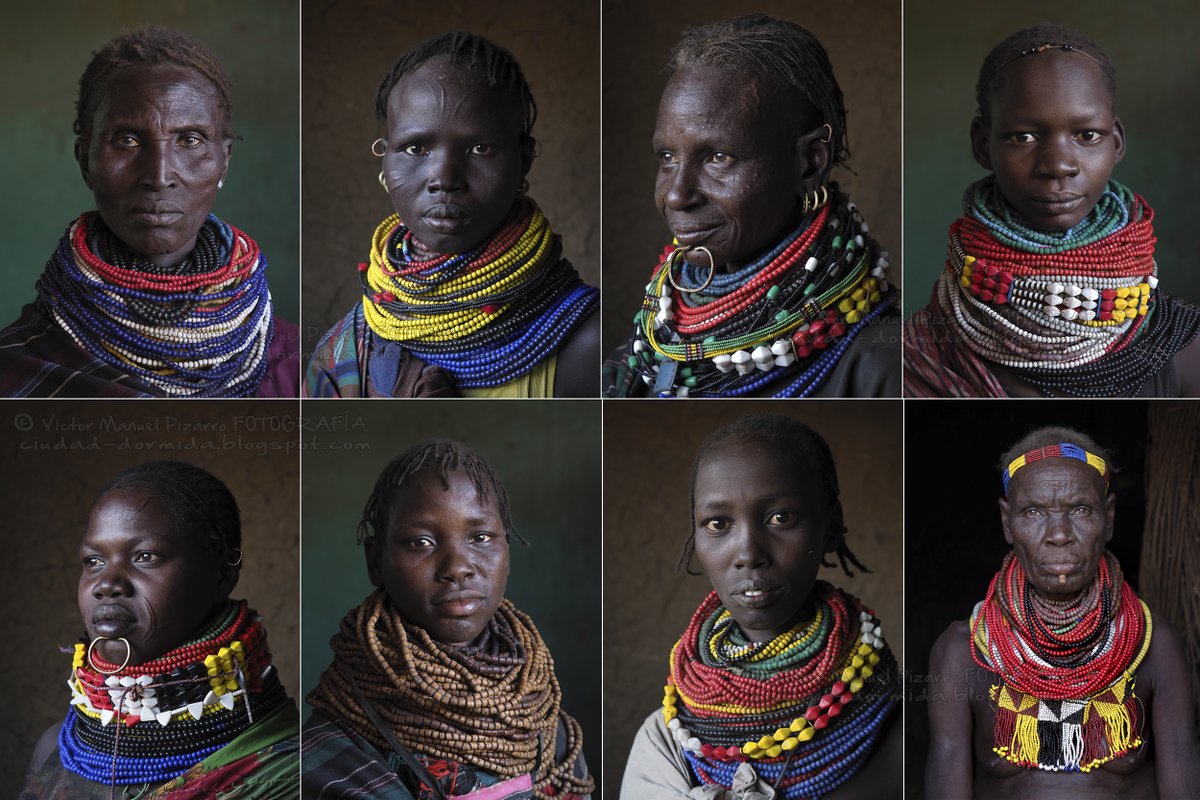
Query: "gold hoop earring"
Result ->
[[87, 637, 131, 674], [371, 138, 386, 157], [818, 123, 832, 144], [379, 171, 387, 191], [803, 184, 830, 215], [667, 246, 715, 293]]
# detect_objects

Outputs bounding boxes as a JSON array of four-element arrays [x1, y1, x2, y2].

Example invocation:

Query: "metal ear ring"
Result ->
[[371, 138, 386, 157], [818, 123, 832, 144], [217, 178, 224, 190], [87, 637, 131, 674], [227, 548, 243, 567], [519, 178, 529, 196], [379, 171, 387, 190]]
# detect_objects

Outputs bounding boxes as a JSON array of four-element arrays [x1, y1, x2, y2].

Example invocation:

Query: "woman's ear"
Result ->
[[363, 535, 383, 588], [794, 123, 832, 194], [217, 548, 241, 598], [1111, 117, 1126, 166], [970, 116, 994, 171]]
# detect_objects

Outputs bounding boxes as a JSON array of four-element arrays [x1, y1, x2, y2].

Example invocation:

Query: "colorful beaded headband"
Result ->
[[1002, 443, 1109, 494]]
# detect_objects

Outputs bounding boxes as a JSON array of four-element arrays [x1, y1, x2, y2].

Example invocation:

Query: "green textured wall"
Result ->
[[300, 400, 603, 791], [904, 0, 1200, 314], [0, 0, 299, 326]]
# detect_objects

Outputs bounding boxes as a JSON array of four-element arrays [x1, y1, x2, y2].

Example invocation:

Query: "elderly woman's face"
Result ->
[[366, 468, 510, 645], [78, 65, 231, 269], [78, 487, 230, 667], [692, 440, 833, 643], [654, 67, 805, 270], [1000, 457, 1114, 600], [381, 56, 526, 255]]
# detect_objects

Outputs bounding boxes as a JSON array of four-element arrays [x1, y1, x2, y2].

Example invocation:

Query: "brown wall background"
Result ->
[[301, 0, 600, 354], [601, 0, 902, 353], [0, 400, 299, 797], [603, 400, 903, 794]]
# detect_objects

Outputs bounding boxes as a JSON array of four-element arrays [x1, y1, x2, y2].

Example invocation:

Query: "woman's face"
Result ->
[[654, 67, 806, 270], [971, 50, 1124, 232], [366, 468, 510, 646], [999, 457, 1114, 601], [692, 440, 835, 642], [78, 487, 231, 667], [78, 64, 231, 269], [381, 55, 527, 255]]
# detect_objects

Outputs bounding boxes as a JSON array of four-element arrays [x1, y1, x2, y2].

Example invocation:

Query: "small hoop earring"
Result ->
[[217, 178, 225, 190], [667, 246, 715, 293], [818, 123, 832, 144], [803, 184, 830, 215], [227, 548, 243, 567], [379, 171, 388, 190], [371, 138, 386, 157], [518, 178, 529, 196], [87, 637, 131, 674]]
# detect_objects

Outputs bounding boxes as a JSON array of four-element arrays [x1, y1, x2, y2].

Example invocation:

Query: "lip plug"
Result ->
[[1059, 574, 1066, 585]]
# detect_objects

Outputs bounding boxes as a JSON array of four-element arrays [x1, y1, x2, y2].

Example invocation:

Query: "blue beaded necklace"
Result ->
[[36, 213, 274, 397]]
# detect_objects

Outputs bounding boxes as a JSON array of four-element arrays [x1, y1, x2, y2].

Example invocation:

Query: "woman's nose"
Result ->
[[1034, 136, 1080, 179], [733, 524, 771, 570], [93, 566, 133, 597], [138, 140, 179, 191], [436, 544, 477, 582], [426, 150, 465, 193], [661, 162, 702, 211]]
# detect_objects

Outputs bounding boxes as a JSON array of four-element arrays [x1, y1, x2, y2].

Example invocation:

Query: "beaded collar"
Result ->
[[60, 600, 289, 788], [359, 197, 598, 389], [970, 553, 1151, 772], [663, 584, 898, 799], [36, 213, 275, 397], [930, 178, 1200, 396], [308, 590, 594, 799], [622, 186, 897, 397]]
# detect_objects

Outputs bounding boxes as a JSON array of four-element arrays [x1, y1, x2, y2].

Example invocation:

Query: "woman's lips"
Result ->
[[1031, 194, 1084, 216], [1041, 561, 1080, 576], [91, 604, 136, 637], [672, 224, 718, 246], [432, 591, 485, 617], [731, 580, 783, 609]]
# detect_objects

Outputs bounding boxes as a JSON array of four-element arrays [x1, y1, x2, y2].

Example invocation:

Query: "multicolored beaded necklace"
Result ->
[[970, 552, 1151, 772], [308, 590, 594, 800], [36, 213, 275, 397], [359, 198, 598, 389], [621, 185, 897, 397], [662, 584, 898, 799], [931, 177, 1200, 396], [60, 600, 288, 790]]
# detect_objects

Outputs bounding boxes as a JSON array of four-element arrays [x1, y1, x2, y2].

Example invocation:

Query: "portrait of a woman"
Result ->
[[602, 10, 901, 398], [0, 25, 300, 398]]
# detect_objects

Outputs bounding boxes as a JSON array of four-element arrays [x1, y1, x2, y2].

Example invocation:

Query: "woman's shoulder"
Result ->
[[814, 311, 902, 397]]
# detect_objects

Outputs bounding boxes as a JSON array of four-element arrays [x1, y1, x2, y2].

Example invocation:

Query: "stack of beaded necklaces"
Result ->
[[35, 213, 275, 397], [60, 600, 288, 790], [308, 590, 593, 799], [662, 584, 898, 799], [926, 177, 1200, 395], [359, 198, 597, 389], [621, 185, 896, 397], [970, 552, 1151, 772]]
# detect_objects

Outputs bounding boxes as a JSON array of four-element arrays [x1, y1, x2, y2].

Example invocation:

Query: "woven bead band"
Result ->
[[1002, 443, 1109, 494]]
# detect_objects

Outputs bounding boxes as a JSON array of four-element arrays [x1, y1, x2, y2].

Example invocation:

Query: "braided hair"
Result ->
[[75, 27, 235, 142], [97, 460, 241, 559], [681, 414, 870, 578], [358, 439, 528, 547], [976, 23, 1117, 123], [665, 14, 850, 167], [375, 31, 537, 168]]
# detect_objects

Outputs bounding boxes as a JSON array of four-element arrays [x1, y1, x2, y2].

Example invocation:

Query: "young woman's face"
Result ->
[[972, 50, 1124, 232], [380, 56, 527, 255], [78, 487, 230, 666], [366, 468, 510, 645], [692, 440, 835, 642]]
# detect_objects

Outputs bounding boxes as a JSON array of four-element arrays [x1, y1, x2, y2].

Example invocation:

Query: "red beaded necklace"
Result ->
[[971, 553, 1147, 699]]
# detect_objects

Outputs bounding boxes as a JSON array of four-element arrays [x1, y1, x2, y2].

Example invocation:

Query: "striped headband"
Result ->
[[1002, 443, 1109, 494]]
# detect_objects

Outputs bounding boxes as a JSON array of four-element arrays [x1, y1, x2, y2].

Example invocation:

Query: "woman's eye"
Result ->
[[1071, 506, 1092, 516], [470, 531, 497, 544], [82, 556, 103, 569], [1023, 508, 1042, 518], [709, 151, 731, 164], [178, 134, 203, 147], [402, 144, 428, 156], [133, 552, 159, 564], [115, 134, 140, 147], [767, 510, 796, 526], [702, 518, 731, 533], [470, 144, 493, 155], [658, 150, 676, 166], [1009, 132, 1036, 144], [1077, 130, 1102, 142]]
